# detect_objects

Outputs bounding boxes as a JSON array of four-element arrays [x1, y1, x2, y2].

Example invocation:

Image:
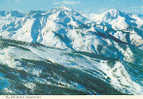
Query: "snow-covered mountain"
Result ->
[[89, 9, 142, 29], [1, 8, 143, 49], [0, 7, 88, 49], [1, 7, 143, 95], [89, 9, 143, 47]]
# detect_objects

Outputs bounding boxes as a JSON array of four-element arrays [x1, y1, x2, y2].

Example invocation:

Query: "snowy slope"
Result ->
[[0, 37, 143, 94]]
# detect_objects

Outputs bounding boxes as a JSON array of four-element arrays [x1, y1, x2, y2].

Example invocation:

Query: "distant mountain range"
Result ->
[[0, 7, 143, 50]]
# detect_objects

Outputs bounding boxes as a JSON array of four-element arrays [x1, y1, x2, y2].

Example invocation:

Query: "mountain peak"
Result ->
[[105, 9, 120, 14], [102, 9, 122, 19], [49, 6, 85, 20]]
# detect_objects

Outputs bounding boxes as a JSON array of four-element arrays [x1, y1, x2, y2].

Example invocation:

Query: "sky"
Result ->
[[0, 0, 143, 14]]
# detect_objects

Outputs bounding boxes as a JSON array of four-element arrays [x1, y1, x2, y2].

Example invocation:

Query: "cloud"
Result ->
[[54, 0, 80, 5]]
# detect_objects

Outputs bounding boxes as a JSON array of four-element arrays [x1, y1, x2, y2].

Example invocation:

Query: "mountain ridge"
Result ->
[[1, 7, 143, 53]]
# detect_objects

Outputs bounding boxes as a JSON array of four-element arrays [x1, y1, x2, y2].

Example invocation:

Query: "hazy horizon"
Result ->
[[0, 0, 143, 14]]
